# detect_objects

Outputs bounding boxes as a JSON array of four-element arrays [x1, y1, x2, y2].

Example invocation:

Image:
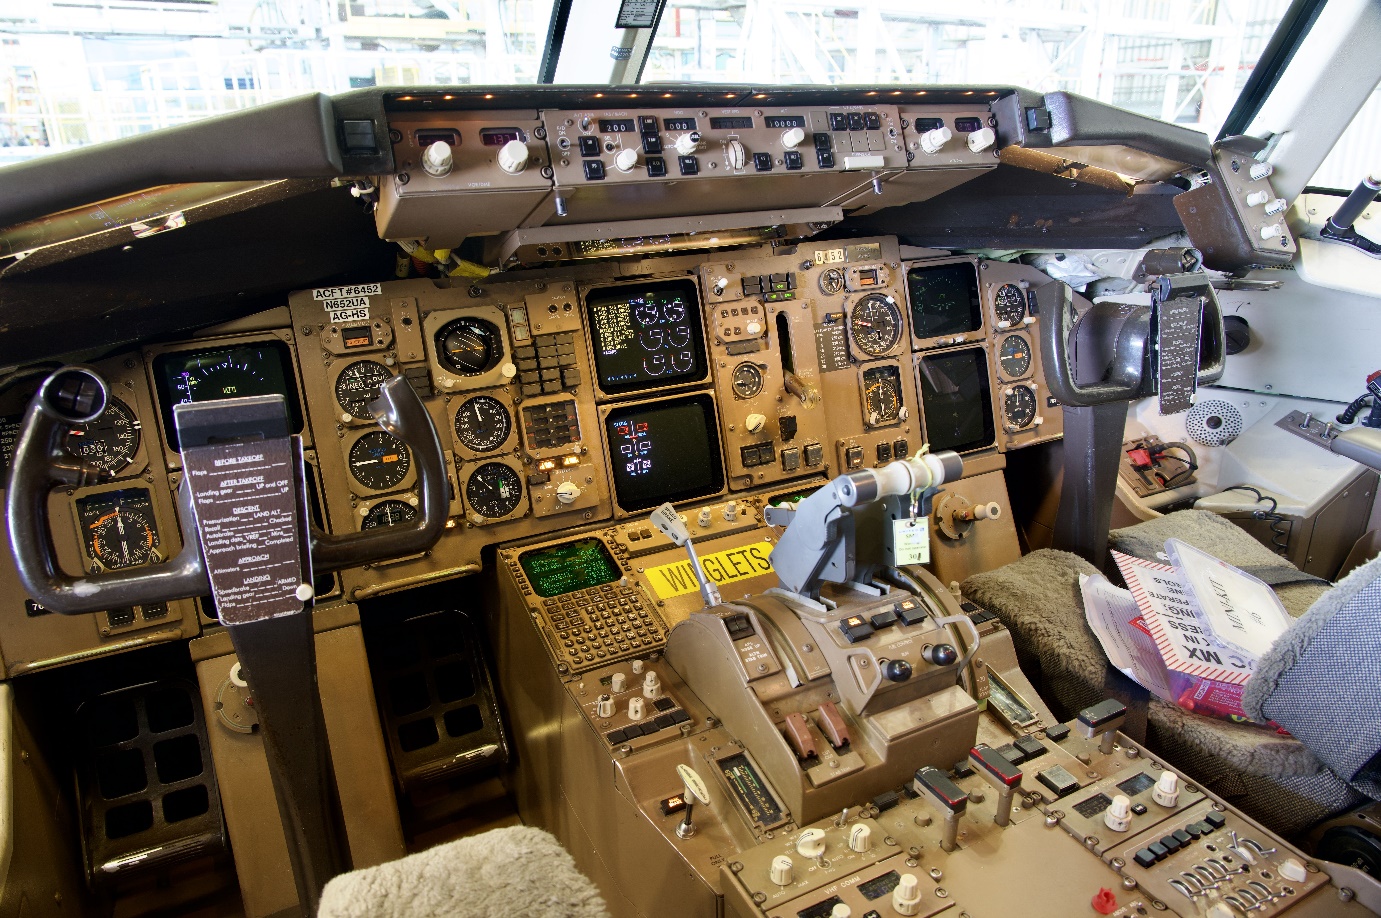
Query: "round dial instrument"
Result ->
[[79, 491, 159, 570], [993, 284, 1026, 326], [454, 395, 512, 452], [849, 294, 903, 357], [63, 397, 141, 475], [362, 500, 418, 530], [730, 362, 764, 399], [818, 268, 846, 295], [863, 372, 902, 426], [997, 334, 1033, 379], [348, 431, 412, 491], [335, 360, 392, 421], [465, 462, 523, 519], [436, 317, 503, 376], [1003, 385, 1038, 430]]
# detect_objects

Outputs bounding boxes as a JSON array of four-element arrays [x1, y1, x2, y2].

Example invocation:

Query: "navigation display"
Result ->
[[153, 340, 302, 450], [519, 537, 621, 598], [605, 394, 722, 511], [907, 262, 983, 340], [918, 348, 995, 453], [586, 279, 707, 395]]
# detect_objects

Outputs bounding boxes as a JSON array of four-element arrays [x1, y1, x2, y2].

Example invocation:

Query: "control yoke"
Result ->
[[6, 366, 449, 614]]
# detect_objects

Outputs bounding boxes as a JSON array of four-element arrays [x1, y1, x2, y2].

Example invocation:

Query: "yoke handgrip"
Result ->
[[1038, 280, 1151, 407]]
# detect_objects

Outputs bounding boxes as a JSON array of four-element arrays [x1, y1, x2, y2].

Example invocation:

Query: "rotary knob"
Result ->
[[727, 139, 747, 170], [1260, 223, 1283, 240], [627, 696, 645, 720], [422, 140, 453, 177], [610, 672, 627, 693], [674, 131, 701, 156], [1264, 197, 1288, 215], [556, 481, 582, 505], [595, 694, 614, 718], [795, 828, 826, 858], [1152, 771, 1180, 807], [781, 127, 806, 149], [1249, 162, 1274, 180], [497, 139, 530, 174], [769, 855, 794, 886], [920, 126, 952, 154], [848, 823, 872, 853], [892, 874, 923, 916], [745, 413, 767, 434], [1104, 794, 1132, 832], [967, 126, 996, 152], [1245, 190, 1270, 206], [614, 148, 640, 173], [642, 670, 661, 699]]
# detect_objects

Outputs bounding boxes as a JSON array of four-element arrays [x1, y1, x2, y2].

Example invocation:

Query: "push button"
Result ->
[[579, 136, 600, 157], [583, 160, 605, 180]]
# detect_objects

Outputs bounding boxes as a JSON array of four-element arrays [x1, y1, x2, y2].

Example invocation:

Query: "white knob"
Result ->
[[848, 823, 872, 853], [1245, 190, 1270, 207], [796, 828, 826, 858], [556, 481, 581, 504], [631, 659, 645, 674], [974, 502, 1001, 520], [1265, 197, 1287, 215], [422, 140, 453, 177], [1278, 857, 1308, 883], [830, 906, 851, 918], [627, 696, 645, 720], [229, 662, 248, 688], [614, 148, 640, 173], [341, 412, 353, 423], [1033, 415, 1044, 426], [697, 508, 712, 528], [1249, 162, 1274, 181], [1104, 794, 1132, 832], [500, 362, 517, 379], [674, 132, 700, 156], [967, 126, 996, 152], [727, 139, 747, 170], [1022, 315, 1036, 326], [920, 126, 952, 154], [745, 320, 763, 335], [497, 139, 530, 174], [892, 874, 923, 916], [1153, 771, 1180, 807], [745, 413, 767, 434], [610, 673, 627, 693], [1261, 223, 1283, 240], [642, 670, 661, 699], [723, 501, 738, 522], [781, 127, 806, 149], [595, 695, 614, 718], [769, 855, 794, 886], [995, 319, 1011, 330], [898, 406, 909, 422]]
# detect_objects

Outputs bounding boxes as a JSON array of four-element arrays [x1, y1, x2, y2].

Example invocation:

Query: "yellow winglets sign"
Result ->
[[645, 541, 776, 599]]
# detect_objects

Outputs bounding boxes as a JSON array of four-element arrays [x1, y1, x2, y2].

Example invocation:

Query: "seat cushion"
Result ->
[[318, 826, 610, 918]]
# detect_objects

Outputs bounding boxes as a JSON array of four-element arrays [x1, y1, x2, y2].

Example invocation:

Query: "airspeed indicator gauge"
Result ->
[[348, 431, 412, 491], [63, 397, 141, 475], [1002, 385, 1038, 431], [849, 294, 903, 357], [997, 334, 1033, 379]]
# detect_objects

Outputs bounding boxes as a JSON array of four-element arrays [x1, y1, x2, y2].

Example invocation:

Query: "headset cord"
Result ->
[[1223, 485, 1289, 555]]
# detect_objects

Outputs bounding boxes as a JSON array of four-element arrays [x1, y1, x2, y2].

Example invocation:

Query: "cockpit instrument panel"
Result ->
[[152, 340, 302, 450], [586, 279, 708, 397], [603, 394, 724, 512]]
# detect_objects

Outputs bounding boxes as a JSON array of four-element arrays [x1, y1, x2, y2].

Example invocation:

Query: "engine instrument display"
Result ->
[[519, 537, 622, 598], [1002, 385, 1038, 430], [604, 394, 723, 511], [586, 280, 707, 395], [76, 488, 160, 570], [918, 348, 995, 453], [454, 395, 512, 452], [63, 396, 141, 475], [465, 462, 524, 518], [997, 334, 1032, 379], [335, 360, 392, 421], [153, 341, 302, 450], [862, 365, 903, 427], [849, 294, 903, 357], [993, 284, 1026, 326], [348, 431, 412, 491], [362, 499, 418, 530], [435, 317, 504, 376], [907, 262, 983, 340]]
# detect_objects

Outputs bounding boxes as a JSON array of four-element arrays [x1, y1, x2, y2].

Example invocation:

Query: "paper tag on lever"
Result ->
[[892, 517, 930, 566]]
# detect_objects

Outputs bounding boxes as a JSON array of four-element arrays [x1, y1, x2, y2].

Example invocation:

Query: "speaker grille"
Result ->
[[1186, 399, 1243, 446]]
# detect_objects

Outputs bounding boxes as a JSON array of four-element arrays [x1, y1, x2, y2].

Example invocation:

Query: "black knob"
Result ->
[[883, 659, 912, 682], [925, 644, 958, 666], [1223, 315, 1251, 355]]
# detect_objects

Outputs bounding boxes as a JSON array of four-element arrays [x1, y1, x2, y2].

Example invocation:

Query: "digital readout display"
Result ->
[[586, 279, 707, 394], [663, 117, 697, 132], [605, 394, 722, 511], [519, 537, 621, 598], [152, 341, 303, 451], [479, 127, 524, 146], [917, 348, 995, 454], [763, 115, 806, 129], [907, 262, 983, 339], [598, 119, 637, 133], [709, 116, 753, 130]]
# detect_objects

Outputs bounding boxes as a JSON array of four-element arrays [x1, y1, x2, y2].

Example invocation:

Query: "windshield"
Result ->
[[2, 0, 1293, 165]]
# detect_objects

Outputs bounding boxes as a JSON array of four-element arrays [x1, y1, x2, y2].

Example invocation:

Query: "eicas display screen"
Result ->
[[585, 279, 708, 395], [153, 340, 303, 451], [918, 348, 995, 453], [907, 262, 982, 339], [604, 394, 723, 511], [519, 537, 622, 598]]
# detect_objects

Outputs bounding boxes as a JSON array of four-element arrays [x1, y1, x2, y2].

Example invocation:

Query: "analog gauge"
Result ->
[[62, 397, 140, 475], [730, 362, 764, 399], [862, 365, 903, 426], [466, 462, 523, 519], [348, 431, 412, 491], [1003, 385, 1038, 430], [335, 360, 392, 421], [436, 317, 503, 376], [77, 488, 159, 570], [849, 294, 903, 357], [362, 499, 418, 530], [997, 334, 1033, 379], [454, 395, 512, 452], [994, 284, 1026, 327], [818, 268, 846, 296]]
